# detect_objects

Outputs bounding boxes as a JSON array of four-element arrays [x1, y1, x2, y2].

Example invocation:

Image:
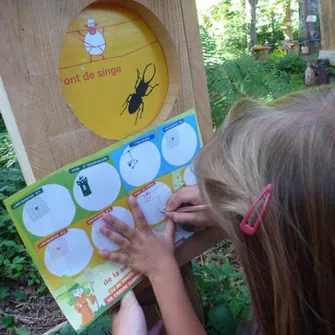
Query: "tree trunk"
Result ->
[[283, 0, 293, 40], [299, 0, 307, 41], [299, 0, 320, 54], [318, 0, 335, 50], [271, 10, 275, 41], [305, 59, 331, 87], [246, 0, 258, 47]]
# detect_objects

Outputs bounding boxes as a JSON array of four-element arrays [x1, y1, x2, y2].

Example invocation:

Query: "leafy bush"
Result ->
[[271, 52, 307, 74], [0, 165, 28, 279], [200, 25, 306, 129], [200, 0, 247, 57], [0, 117, 42, 283], [193, 251, 251, 335], [49, 315, 111, 335]]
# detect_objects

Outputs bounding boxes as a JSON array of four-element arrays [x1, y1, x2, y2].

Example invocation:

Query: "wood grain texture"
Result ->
[[0, 76, 35, 183], [319, 0, 335, 50], [181, 0, 212, 143], [0, 0, 206, 179]]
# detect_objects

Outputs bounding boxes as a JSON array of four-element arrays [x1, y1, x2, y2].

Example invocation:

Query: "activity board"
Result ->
[[4, 109, 202, 333], [0, 0, 212, 184]]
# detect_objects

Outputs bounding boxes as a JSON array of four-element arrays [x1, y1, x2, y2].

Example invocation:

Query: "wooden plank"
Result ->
[[319, 0, 335, 50], [0, 76, 35, 184], [0, 1, 58, 178], [0, 0, 200, 179], [180, 0, 212, 144]]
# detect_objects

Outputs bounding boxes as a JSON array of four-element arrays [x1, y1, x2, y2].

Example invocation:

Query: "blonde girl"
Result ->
[[99, 86, 335, 335]]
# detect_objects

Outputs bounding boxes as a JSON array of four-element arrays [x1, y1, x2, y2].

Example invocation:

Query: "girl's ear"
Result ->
[[224, 98, 262, 127]]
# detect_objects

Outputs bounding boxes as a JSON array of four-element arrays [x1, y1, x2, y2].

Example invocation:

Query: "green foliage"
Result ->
[[0, 161, 29, 279], [200, 0, 300, 55], [270, 52, 307, 74], [200, 0, 247, 57], [256, 0, 300, 45], [49, 315, 111, 335], [0, 286, 10, 300], [0, 287, 27, 302], [0, 117, 30, 279], [193, 254, 251, 335], [0, 131, 16, 168], [200, 26, 306, 128], [0, 116, 46, 334], [12, 291, 28, 301], [0, 310, 31, 335]]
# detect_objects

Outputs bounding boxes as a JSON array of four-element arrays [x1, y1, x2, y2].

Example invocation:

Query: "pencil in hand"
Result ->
[[164, 204, 207, 213]]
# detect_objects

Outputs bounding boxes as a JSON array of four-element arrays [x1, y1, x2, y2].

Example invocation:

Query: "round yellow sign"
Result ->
[[59, 3, 169, 139]]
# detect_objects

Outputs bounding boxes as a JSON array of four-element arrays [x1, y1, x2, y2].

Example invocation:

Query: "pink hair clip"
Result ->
[[240, 184, 273, 235]]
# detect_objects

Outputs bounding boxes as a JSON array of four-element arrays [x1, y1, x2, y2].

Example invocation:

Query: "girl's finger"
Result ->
[[165, 186, 199, 211], [102, 213, 135, 240], [100, 223, 132, 249], [165, 211, 204, 225], [129, 197, 149, 231], [120, 290, 139, 309], [164, 219, 176, 244], [99, 249, 129, 265]]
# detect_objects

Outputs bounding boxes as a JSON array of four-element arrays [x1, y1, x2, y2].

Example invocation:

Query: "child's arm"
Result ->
[[149, 259, 206, 335], [99, 197, 206, 335]]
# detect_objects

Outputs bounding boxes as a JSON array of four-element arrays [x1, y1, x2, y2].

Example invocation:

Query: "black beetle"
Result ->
[[121, 63, 159, 124]]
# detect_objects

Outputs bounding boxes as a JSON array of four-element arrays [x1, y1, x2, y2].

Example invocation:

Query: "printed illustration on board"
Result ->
[[59, 3, 169, 139]]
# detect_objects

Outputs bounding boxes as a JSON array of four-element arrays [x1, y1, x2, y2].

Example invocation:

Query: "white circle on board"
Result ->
[[161, 123, 198, 167], [73, 163, 121, 211], [91, 206, 135, 251], [119, 141, 161, 187], [183, 164, 197, 186], [136, 182, 172, 226], [44, 228, 93, 277], [22, 184, 76, 237]]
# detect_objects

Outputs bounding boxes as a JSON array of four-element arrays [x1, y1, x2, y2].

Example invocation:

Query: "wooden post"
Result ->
[[318, 0, 335, 65], [299, 0, 321, 54], [0, 0, 224, 332], [318, 0, 335, 50]]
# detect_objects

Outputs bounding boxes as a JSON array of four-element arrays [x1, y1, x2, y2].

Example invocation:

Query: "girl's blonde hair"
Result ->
[[195, 86, 335, 334]]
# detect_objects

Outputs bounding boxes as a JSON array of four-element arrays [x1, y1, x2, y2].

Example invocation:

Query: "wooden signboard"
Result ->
[[0, 0, 224, 330]]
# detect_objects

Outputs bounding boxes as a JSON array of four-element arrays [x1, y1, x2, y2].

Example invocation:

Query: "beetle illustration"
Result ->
[[121, 63, 159, 124]]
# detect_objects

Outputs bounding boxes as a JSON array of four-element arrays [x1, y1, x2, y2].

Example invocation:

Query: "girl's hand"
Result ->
[[112, 290, 163, 335], [165, 186, 219, 229], [99, 197, 176, 279], [112, 290, 147, 335]]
